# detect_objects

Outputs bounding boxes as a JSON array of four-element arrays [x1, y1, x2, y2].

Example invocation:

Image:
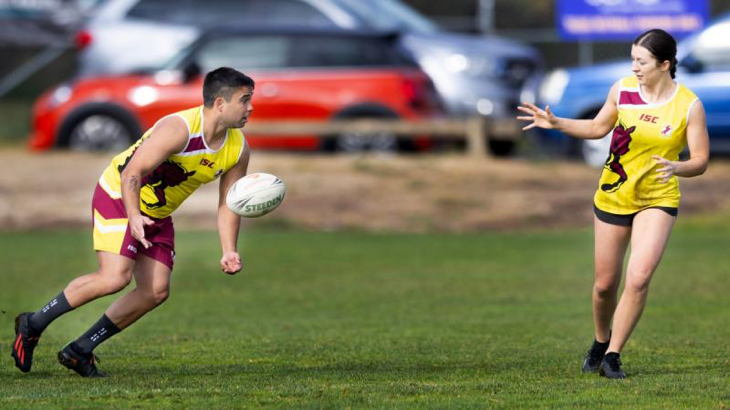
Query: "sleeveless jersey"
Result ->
[[98, 106, 246, 219], [593, 76, 699, 214]]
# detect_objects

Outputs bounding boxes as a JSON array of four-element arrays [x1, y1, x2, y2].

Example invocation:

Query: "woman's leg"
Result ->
[[592, 215, 632, 342], [607, 208, 676, 354]]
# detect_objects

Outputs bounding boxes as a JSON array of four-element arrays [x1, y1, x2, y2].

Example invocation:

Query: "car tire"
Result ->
[[67, 114, 135, 152], [488, 140, 516, 156], [325, 105, 404, 153]]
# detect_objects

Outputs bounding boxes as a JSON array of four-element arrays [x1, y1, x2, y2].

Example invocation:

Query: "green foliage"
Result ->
[[1, 225, 728, 408]]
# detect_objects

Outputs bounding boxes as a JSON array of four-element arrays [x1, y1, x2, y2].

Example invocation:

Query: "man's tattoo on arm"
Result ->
[[129, 175, 140, 190]]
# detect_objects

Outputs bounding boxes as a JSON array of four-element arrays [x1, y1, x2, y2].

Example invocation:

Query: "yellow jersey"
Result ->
[[594, 76, 699, 214], [99, 106, 246, 219]]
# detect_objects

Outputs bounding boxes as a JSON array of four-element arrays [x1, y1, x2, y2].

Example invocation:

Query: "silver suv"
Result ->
[[76, 0, 542, 155]]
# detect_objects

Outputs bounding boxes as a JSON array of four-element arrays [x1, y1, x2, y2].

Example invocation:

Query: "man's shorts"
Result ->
[[91, 184, 175, 269]]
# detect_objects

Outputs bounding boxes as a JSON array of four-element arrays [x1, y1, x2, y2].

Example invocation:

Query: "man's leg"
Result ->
[[59, 254, 171, 378], [11, 251, 134, 373]]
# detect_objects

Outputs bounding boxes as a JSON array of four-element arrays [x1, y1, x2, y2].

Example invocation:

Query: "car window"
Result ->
[[196, 37, 290, 71], [334, 0, 437, 33], [291, 36, 411, 68], [127, 0, 337, 27], [691, 21, 730, 71]]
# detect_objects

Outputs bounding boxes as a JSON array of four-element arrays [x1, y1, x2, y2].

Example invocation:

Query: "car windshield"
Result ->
[[127, 0, 337, 27], [331, 0, 438, 33]]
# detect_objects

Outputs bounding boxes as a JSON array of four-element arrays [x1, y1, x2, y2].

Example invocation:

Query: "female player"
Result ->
[[517, 29, 709, 379]]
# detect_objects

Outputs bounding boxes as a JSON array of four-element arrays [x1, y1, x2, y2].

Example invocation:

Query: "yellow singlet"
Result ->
[[593, 76, 699, 214], [98, 106, 246, 219]]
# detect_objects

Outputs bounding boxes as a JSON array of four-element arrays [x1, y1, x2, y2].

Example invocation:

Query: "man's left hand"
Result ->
[[220, 251, 242, 275]]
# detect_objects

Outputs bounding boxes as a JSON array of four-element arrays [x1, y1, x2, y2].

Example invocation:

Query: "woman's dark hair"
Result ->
[[203, 67, 255, 107], [633, 29, 678, 79]]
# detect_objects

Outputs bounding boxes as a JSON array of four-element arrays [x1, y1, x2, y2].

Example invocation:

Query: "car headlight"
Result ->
[[48, 84, 73, 108], [539, 69, 569, 105], [128, 86, 159, 107], [443, 53, 496, 77]]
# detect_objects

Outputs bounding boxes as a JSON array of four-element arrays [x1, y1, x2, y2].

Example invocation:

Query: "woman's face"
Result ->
[[631, 44, 670, 86]]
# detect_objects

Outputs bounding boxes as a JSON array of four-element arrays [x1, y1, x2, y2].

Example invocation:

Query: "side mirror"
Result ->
[[182, 61, 202, 83], [678, 55, 703, 74]]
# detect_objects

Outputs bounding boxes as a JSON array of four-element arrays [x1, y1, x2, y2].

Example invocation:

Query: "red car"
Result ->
[[30, 28, 441, 152]]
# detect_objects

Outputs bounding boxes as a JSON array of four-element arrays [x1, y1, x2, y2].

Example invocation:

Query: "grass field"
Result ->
[[1, 220, 729, 408]]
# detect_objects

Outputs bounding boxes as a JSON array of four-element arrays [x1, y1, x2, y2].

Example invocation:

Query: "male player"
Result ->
[[11, 67, 254, 377]]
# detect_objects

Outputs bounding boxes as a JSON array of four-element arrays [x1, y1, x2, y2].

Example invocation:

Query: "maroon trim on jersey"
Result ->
[[183, 136, 206, 153], [619, 91, 645, 105]]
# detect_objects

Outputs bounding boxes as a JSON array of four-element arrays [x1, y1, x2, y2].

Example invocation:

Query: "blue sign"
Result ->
[[557, 0, 708, 40]]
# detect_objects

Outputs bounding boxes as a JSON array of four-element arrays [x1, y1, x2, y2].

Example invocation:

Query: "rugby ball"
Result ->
[[226, 173, 285, 218]]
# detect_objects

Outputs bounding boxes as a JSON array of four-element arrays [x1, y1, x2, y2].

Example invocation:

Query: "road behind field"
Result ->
[[1, 148, 727, 232]]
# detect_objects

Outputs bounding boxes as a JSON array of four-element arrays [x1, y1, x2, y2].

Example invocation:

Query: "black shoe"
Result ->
[[57, 344, 106, 378], [582, 338, 609, 373], [11, 312, 40, 373], [599, 352, 626, 379]]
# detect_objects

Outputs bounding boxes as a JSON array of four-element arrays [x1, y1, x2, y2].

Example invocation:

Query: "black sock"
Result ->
[[604, 352, 620, 360], [72, 314, 121, 355], [28, 291, 74, 336]]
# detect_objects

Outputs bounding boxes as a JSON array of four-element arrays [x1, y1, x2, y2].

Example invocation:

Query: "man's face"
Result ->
[[221, 86, 254, 128]]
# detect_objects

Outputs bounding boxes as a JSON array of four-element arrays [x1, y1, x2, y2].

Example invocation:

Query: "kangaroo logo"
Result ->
[[601, 122, 635, 193], [117, 148, 196, 209]]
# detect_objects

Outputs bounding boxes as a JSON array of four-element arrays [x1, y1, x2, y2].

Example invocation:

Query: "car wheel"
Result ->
[[488, 140, 516, 156], [67, 114, 133, 152], [335, 130, 398, 153], [581, 136, 611, 168]]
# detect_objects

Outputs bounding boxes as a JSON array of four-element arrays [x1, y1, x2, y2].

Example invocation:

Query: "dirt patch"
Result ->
[[1, 148, 727, 232]]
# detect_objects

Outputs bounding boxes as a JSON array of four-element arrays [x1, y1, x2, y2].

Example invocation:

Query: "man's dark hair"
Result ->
[[202, 67, 255, 107], [633, 29, 678, 79]]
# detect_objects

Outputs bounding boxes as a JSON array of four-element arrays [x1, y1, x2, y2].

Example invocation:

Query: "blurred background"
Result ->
[[3, 0, 729, 153], [3, 0, 730, 232]]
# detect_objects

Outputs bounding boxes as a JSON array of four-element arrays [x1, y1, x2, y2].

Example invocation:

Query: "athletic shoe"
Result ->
[[599, 352, 626, 379], [582, 338, 609, 373], [57, 344, 106, 378], [11, 312, 40, 373]]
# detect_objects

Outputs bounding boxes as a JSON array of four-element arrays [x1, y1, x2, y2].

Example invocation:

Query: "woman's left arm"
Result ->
[[653, 100, 709, 182]]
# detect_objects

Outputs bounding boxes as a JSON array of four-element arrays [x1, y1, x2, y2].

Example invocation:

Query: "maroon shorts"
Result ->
[[91, 184, 175, 270]]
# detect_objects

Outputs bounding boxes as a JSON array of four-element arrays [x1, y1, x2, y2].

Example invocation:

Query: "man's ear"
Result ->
[[214, 96, 226, 112]]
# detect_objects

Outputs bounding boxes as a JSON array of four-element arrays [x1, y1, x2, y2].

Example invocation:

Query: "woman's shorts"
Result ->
[[91, 183, 175, 269], [593, 204, 678, 227]]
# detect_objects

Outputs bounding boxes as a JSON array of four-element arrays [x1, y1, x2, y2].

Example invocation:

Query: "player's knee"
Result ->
[[151, 287, 170, 306], [140, 286, 169, 307], [97, 268, 133, 294], [625, 269, 653, 293], [593, 281, 618, 299]]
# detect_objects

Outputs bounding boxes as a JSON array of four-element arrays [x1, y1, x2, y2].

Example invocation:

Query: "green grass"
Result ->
[[1, 222, 729, 408]]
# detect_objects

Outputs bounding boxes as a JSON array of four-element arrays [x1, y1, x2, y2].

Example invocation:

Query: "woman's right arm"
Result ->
[[518, 80, 620, 140]]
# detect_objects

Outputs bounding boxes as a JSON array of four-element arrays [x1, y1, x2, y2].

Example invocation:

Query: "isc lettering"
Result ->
[[200, 158, 215, 168], [639, 114, 659, 123]]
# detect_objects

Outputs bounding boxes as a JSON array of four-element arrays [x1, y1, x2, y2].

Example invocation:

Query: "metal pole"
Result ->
[[0, 43, 68, 98], [477, 0, 496, 33], [578, 41, 593, 66]]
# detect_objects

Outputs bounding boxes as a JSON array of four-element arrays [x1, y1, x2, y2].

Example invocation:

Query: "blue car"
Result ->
[[524, 13, 730, 166]]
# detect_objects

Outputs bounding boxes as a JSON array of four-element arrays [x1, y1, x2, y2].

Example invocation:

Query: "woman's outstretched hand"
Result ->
[[517, 103, 558, 131]]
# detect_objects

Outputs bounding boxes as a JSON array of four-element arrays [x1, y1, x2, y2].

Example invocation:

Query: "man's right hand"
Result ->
[[129, 214, 155, 249]]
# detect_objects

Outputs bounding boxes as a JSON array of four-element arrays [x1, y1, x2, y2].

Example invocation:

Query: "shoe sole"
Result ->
[[599, 366, 626, 379], [11, 313, 33, 373], [57, 350, 106, 378]]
